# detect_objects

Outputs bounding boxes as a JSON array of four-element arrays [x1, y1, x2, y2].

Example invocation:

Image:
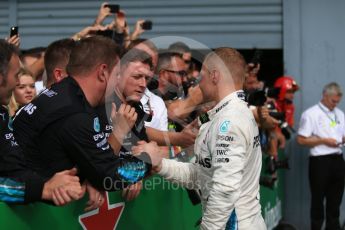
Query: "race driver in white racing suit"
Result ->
[[133, 47, 266, 229]]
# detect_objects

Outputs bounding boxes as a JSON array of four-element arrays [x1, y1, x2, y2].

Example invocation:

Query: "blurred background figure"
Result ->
[[9, 68, 36, 116], [274, 76, 299, 127]]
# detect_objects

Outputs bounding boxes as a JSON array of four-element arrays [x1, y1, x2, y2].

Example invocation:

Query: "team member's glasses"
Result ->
[[163, 69, 188, 77]]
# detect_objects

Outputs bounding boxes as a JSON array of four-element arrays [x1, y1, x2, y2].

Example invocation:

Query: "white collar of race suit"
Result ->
[[198, 90, 245, 126]]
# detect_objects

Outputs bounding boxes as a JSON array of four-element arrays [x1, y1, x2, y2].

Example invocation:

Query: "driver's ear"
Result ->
[[211, 70, 220, 84]]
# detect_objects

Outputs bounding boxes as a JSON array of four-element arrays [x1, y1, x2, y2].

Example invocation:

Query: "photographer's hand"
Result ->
[[258, 105, 269, 121], [113, 10, 127, 34], [6, 35, 20, 47], [257, 105, 279, 129], [93, 2, 112, 26], [130, 19, 146, 41], [246, 63, 260, 79]]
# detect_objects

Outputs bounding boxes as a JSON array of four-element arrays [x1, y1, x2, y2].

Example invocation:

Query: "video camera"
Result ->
[[246, 87, 280, 107], [246, 88, 295, 139]]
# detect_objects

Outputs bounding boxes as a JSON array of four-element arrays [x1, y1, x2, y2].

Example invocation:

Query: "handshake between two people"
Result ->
[[132, 141, 164, 173]]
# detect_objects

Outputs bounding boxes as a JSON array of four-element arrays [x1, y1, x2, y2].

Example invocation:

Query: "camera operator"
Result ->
[[244, 61, 288, 188], [245, 63, 279, 138]]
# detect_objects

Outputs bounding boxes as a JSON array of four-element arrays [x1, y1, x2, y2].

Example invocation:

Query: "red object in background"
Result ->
[[279, 102, 295, 127], [274, 76, 299, 127], [274, 76, 299, 101], [79, 192, 125, 230]]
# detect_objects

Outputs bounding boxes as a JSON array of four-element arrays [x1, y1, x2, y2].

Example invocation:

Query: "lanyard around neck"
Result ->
[[318, 104, 338, 126]]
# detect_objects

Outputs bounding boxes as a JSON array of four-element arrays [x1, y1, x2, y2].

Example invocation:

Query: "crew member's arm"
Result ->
[[0, 168, 83, 205], [146, 126, 196, 148], [132, 141, 199, 189], [59, 113, 151, 191], [167, 85, 203, 121], [0, 128, 82, 204], [107, 103, 137, 154]]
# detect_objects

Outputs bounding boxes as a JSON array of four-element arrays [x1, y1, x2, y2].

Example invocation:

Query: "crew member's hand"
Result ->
[[111, 103, 138, 136], [84, 182, 105, 211], [6, 35, 20, 47], [122, 181, 143, 201], [43, 168, 84, 205], [322, 138, 338, 147], [132, 141, 163, 171]]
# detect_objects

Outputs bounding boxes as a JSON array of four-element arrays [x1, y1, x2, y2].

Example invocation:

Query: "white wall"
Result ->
[[283, 0, 345, 229]]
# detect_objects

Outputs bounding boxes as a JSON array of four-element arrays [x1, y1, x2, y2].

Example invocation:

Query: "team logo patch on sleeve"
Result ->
[[219, 120, 230, 134], [93, 117, 100, 132]]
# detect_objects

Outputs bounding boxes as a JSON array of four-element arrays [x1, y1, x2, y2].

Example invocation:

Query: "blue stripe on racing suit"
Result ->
[[225, 209, 238, 230], [0, 177, 25, 203]]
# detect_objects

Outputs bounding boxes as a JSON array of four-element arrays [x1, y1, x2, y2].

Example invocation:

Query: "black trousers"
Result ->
[[309, 154, 345, 230]]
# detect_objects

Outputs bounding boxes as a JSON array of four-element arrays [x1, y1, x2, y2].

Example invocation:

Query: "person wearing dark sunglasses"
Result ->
[[155, 52, 188, 101]]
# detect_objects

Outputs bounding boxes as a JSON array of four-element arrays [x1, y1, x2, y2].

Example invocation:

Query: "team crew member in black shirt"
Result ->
[[13, 36, 154, 194], [0, 39, 83, 204], [98, 48, 154, 201], [101, 48, 154, 155]]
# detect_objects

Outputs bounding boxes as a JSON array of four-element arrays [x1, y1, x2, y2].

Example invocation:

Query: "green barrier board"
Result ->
[[1, 155, 284, 230], [0, 175, 201, 230], [260, 151, 285, 230]]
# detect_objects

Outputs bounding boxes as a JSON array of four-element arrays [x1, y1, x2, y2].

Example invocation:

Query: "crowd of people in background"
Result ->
[[1, 2, 344, 230]]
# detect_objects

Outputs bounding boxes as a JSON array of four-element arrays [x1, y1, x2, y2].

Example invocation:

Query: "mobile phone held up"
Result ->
[[10, 26, 18, 38], [104, 4, 120, 13], [141, 21, 152, 30]]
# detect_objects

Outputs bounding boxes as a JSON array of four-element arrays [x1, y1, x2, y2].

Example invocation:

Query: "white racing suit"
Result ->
[[159, 91, 266, 230]]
